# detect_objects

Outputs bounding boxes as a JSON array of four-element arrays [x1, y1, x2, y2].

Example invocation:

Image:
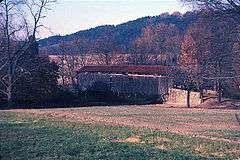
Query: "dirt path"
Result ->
[[7, 105, 240, 144]]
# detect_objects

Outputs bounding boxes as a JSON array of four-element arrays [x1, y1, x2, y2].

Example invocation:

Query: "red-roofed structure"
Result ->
[[77, 65, 176, 76]]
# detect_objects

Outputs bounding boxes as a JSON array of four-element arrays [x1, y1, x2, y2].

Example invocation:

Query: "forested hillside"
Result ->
[[39, 12, 197, 57], [39, 10, 239, 67]]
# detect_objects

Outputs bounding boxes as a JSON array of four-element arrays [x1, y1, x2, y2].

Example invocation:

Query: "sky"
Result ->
[[39, 0, 190, 39]]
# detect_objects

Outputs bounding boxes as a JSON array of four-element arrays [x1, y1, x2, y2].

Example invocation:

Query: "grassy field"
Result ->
[[0, 106, 240, 159]]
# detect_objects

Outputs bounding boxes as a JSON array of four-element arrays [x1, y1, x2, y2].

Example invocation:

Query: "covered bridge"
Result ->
[[77, 65, 175, 96]]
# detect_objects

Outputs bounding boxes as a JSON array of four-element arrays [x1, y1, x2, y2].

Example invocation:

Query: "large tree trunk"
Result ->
[[6, 62, 13, 108], [5, 0, 13, 107], [187, 90, 190, 108], [7, 85, 12, 108], [217, 79, 222, 103], [200, 88, 204, 103]]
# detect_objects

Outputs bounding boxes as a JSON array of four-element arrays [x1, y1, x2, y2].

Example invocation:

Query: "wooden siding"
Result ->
[[77, 72, 169, 96]]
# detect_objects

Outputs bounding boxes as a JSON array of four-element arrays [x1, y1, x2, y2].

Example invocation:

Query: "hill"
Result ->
[[39, 12, 197, 57]]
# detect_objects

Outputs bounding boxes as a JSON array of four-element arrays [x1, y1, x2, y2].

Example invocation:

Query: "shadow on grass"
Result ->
[[0, 91, 164, 110]]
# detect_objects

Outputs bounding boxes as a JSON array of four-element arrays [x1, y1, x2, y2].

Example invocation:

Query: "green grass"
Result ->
[[0, 112, 239, 160], [207, 130, 240, 141], [178, 113, 230, 117]]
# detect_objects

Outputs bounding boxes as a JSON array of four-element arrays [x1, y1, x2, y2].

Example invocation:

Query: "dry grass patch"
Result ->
[[155, 144, 168, 151], [155, 137, 172, 143], [210, 152, 225, 158], [195, 145, 208, 155], [194, 145, 224, 158], [112, 136, 142, 143]]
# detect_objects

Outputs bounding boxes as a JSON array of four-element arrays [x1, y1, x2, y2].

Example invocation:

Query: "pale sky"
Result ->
[[39, 0, 190, 39]]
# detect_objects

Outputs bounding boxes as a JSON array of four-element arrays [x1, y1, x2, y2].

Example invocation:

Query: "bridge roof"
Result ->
[[77, 65, 176, 76]]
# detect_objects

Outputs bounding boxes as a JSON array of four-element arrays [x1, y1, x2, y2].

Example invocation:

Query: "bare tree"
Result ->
[[181, 0, 240, 15], [201, 15, 240, 103], [0, 0, 56, 106], [180, 0, 240, 103], [66, 55, 78, 93], [179, 11, 240, 103], [58, 41, 68, 86], [58, 41, 80, 94]]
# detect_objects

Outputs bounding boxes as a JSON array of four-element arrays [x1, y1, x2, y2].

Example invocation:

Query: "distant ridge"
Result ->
[[38, 12, 197, 56]]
